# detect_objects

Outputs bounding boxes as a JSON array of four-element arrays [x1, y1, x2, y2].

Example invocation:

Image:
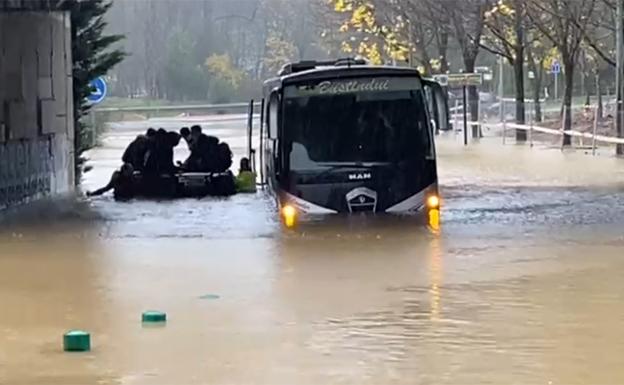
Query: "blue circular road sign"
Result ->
[[551, 60, 561, 75], [87, 77, 107, 105]]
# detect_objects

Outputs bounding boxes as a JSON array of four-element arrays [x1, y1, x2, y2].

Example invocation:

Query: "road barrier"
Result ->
[[452, 106, 624, 155], [494, 106, 624, 155]]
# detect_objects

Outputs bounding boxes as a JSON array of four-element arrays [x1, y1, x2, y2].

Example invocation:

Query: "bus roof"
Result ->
[[263, 63, 423, 95]]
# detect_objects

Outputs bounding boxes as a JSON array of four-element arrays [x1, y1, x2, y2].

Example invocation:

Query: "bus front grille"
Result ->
[[346, 188, 378, 213]]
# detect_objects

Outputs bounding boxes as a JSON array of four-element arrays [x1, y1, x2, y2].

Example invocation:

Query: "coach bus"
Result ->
[[258, 59, 449, 226]]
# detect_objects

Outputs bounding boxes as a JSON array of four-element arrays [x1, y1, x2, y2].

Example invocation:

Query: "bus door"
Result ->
[[423, 80, 451, 134], [264, 91, 281, 194]]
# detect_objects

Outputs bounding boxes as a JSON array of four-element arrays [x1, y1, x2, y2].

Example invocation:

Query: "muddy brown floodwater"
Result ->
[[2, 117, 624, 385]]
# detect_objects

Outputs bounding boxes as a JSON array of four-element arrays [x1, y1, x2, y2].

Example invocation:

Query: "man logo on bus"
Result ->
[[349, 173, 372, 181]]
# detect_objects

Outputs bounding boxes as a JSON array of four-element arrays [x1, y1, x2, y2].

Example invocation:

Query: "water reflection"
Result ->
[[428, 233, 443, 321]]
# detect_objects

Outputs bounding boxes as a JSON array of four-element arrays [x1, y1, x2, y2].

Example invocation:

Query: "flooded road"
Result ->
[[2, 117, 624, 384]]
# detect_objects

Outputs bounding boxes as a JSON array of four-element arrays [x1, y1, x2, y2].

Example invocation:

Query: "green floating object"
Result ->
[[63, 330, 91, 352], [142, 310, 167, 323]]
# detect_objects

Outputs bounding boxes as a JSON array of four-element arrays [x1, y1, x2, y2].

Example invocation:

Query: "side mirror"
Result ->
[[432, 85, 450, 131], [423, 79, 451, 132]]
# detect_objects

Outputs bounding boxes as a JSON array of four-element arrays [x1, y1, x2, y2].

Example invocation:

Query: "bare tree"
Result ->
[[528, 0, 597, 144], [480, 0, 528, 139], [388, 0, 452, 73], [422, 0, 452, 73], [525, 36, 550, 122], [446, 0, 487, 133], [577, 0, 616, 67]]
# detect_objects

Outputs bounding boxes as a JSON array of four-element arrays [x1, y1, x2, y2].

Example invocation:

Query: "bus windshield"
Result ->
[[283, 77, 432, 171]]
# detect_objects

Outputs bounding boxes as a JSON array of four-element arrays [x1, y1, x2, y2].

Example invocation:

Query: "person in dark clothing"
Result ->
[[180, 127, 191, 149], [180, 125, 219, 172], [162, 131, 182, 172], [143, 130, 164, 174], [87, 163, 135, 200], [121, 128, 157, 171], [144, 130, 181, 175], [216, 142, 233, 172]]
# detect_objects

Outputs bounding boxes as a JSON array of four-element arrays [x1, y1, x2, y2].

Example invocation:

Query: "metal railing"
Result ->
[[93, 101, 261, 114], [449, 95, 624, 155], [84, 101, 262, 148], [494, 106, 624, 155]]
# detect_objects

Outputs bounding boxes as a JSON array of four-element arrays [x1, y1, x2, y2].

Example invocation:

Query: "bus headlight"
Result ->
[[281, 205, 297, 228], [427, 195, 440, 209]]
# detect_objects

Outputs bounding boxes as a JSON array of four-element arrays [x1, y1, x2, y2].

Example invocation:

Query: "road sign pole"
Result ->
[[454, 99, 459, 135], [499, 56, 504, 122], [463, 85, 468, 146], [554, 72, 558, 100], [617, 0, 624, 155]]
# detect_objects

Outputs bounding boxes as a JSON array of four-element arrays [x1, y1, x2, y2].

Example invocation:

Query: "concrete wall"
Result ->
[[0, 11, 74, 210]]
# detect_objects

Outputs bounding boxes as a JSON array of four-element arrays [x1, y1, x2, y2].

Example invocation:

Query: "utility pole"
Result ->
[[617, 0, 624, 155]]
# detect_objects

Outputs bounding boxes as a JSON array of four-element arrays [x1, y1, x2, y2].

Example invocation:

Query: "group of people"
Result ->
[[87, 124, 256, 199], [122, 125, 233, 175]]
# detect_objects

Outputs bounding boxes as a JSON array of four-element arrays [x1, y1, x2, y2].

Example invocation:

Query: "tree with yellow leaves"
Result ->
[[263, 33, 300, 75], [205, 53, 246, 103], [330, 0, 410, 65]]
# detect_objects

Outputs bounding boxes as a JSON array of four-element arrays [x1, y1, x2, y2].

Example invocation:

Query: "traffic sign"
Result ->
[[434, 73, 483, 88], [433, 74, 448, 86], [87, 77, 107, 105], [551, 60, 561, 74]]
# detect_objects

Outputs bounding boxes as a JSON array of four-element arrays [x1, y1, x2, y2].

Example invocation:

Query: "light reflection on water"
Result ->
[[2, 120, 624, 384]]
